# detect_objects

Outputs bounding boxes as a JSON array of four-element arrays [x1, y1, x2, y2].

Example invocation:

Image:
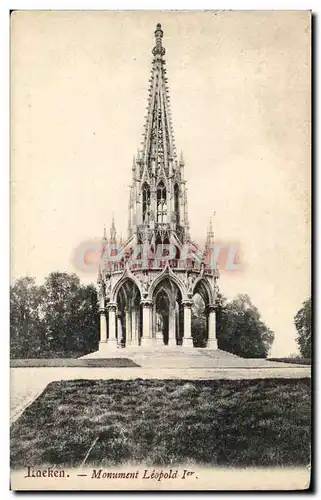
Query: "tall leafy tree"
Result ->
[[294, 298, 311, 358], [217, 294, 274, 358], [10, 272, 99, 358], [10, 277, 45, 358], [40, 272, 99, 356]]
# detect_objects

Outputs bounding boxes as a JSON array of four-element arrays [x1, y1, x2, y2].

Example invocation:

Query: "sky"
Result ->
[[11, 10, 311, 356]]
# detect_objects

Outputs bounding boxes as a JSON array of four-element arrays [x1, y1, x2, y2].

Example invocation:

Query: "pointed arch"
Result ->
[[111, 275, 142, 303], [152, 273, 183, 346], [192, 277, 215, 306], [142, 182, 151, 223], [111, 276, 143, 348], [156, 180, 167, 222], [154, 282, 172, 304], [148, 267, 187, 301]]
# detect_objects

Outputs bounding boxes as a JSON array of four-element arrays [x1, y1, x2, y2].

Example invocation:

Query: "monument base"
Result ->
[[99, 340, 118, 352], [126, 341, 140, 348], [140, 337, 156, 348], [207, 339, 218, 350], [182, 337, 194, 347]]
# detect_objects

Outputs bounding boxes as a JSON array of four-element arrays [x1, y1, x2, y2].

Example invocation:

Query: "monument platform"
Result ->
[[81, 347, 307, 370]]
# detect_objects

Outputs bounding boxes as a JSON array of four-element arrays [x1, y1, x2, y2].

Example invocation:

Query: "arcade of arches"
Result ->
[[98, 274, 217, 349]]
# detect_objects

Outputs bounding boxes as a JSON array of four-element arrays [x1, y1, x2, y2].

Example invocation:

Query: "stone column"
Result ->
[[152, 303, 157, 340], [99, 308, 107, 349], [125, 307, 131, 347], [131, 307, 139, 346], [182, 300, 194, 347], [141, 300, 154, 347], [107, 302, 118, 349], [168, 303, 177, 346], [207, 305, 218, 349], [175, 305, 179, 343], [117, 314, 123, 347]]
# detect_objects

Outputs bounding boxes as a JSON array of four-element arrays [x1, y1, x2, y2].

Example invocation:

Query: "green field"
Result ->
[[11, 378, 311, 469]]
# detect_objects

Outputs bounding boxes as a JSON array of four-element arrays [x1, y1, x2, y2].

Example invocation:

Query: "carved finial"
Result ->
[[206, 214, 214, 246], [103, 224, 107, 241], [152, 23, 165, 57], [155, 23, 163, 41], [179, 151, 185, 166], [110, 213, 116, 241]]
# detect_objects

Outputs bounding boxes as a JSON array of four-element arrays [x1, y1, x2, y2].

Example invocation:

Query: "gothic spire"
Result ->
[[127, 24, 190, 246], [140, 23, 176, 177], [98, 224, 108, 281], [206, 216, 214, 247], [128, 186, 133, 239], [110, 213, 116, 243]]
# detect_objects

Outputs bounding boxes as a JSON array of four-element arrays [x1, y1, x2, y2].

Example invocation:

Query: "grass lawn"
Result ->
[[10, 358, 140, 368], [11, 378, 311, 469], [268, 357, 311, 365]]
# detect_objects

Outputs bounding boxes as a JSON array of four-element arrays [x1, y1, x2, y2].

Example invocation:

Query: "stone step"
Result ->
[[82, 347, 309, 369]]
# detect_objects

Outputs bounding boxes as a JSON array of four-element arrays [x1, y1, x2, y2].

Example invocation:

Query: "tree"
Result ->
[[10, 272, 99, 358], [217, 294, 274, 358], [40, 272, 99, 356], [294, 298, 311, 358], [10, 277, 45, 358]]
